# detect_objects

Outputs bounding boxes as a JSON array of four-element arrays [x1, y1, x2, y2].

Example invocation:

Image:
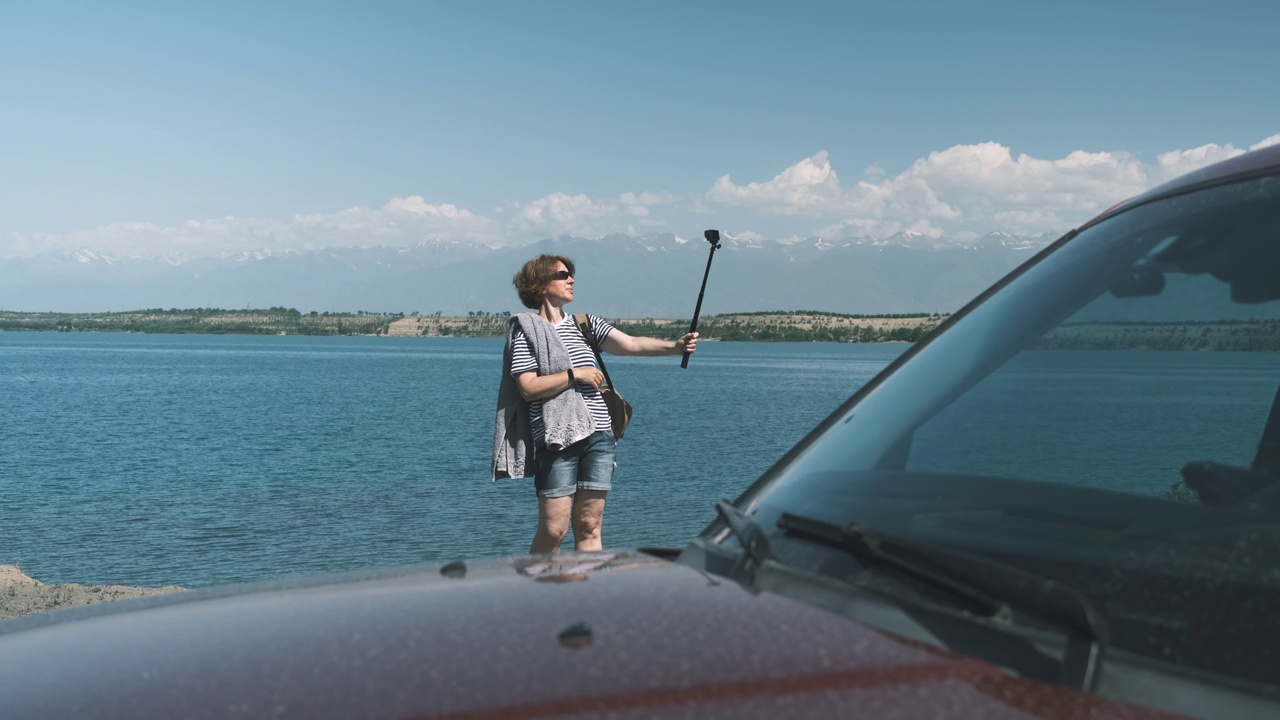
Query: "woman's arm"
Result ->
[[515, 367, 606, 401], [601, 329, 699, 357]]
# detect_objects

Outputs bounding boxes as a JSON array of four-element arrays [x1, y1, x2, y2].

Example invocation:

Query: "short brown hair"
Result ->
[[513, 254, 576, 309]]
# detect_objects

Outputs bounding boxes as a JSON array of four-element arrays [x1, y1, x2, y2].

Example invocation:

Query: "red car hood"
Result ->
[[0, 550, 1181, 719]]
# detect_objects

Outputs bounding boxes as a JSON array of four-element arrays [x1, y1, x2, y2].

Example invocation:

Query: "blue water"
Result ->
[[0, 332, 902, 587]]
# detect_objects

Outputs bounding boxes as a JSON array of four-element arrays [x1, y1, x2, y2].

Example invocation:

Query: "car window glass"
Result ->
[[754, 175, 1280, 498], [906, 269, 1280, 496]]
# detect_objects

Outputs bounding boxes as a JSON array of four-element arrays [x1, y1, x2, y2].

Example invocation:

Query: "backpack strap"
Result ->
[[574, 314, 615, 390]]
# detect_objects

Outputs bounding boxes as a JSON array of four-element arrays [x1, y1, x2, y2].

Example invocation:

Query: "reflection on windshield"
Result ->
[[742, 175, 1280, 687]]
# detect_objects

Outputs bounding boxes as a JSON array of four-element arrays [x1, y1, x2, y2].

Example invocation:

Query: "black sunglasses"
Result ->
[[549, 270, 573, 281]]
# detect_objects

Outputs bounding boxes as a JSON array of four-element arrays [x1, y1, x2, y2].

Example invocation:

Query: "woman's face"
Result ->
[[542, 261, 575, 306]]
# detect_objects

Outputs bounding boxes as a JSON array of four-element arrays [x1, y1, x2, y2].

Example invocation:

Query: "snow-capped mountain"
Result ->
[[0, 231, 1057, 316]]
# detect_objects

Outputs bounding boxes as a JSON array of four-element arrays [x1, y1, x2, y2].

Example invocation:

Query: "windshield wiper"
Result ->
[[714, 499, 774, 580], [776, 511, 1109, 691]]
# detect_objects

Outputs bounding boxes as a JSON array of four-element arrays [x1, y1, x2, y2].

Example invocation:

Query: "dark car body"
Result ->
[[3, 145, 1280, 718], [0, 551, 1183, 719]]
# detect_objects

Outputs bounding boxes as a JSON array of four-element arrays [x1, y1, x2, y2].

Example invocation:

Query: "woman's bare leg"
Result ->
[[571, 490, 607, 551], [530, 494, 573, 554]]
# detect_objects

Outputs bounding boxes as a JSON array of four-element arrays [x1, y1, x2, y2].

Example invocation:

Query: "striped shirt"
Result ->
[[511, 314, 615, 446]]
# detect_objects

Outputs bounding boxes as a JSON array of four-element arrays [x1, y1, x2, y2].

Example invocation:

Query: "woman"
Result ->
[[492, 254, 697, 554]]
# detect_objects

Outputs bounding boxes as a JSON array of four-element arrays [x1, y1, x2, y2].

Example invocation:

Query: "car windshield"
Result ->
[[732, 173, 1280, 687]]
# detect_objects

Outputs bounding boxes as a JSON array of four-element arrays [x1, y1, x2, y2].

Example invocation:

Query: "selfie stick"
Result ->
[[682, 229, 722, 369]]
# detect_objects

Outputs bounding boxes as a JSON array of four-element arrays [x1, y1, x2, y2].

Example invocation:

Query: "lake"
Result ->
[[0, 332, 903, 587]]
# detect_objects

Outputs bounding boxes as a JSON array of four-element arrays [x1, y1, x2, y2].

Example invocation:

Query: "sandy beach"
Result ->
[[0, 565, 185, 622]]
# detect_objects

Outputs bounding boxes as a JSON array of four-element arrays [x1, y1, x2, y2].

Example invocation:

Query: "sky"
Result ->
[[2, 0, 1277, 259]]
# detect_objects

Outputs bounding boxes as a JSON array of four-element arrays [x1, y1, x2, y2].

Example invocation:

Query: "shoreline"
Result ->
[[0, 309, 947, 343], [0, 565, 184, 622]]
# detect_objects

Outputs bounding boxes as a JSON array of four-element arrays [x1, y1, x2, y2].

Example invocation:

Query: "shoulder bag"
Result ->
[[574, 314, 633, 439]]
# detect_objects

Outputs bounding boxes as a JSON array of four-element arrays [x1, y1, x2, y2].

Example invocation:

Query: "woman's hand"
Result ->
[[674, 332, 699, 355], [572, 366, 606, 390]]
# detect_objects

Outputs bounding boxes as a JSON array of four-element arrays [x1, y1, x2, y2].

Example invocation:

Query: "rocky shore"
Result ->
[[0, 565, 185, 622]]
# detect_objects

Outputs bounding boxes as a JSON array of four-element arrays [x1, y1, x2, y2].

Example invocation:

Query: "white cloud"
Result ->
[[3, 133, 1276, 259], [4, 198, 500, 259], [709, 136, 1274, 240], [292, 196, 493, 242], [707, 151, 843, 213], [7, 217, 301, 260], [504, 190, 679, 239], [1154, 143, 1246, 181], [509, 193, 613, 234], [730, 229, 769, 243], [1251, 134, 1280, 150]]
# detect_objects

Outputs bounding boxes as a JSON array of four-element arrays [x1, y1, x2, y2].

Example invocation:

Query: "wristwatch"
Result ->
[[567, 368, 576, 384]]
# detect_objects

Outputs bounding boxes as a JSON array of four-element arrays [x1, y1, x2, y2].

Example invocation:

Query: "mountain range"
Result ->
[[0, 231, 1060, 317]]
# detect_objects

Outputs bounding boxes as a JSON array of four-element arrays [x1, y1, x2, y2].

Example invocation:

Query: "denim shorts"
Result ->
[[534, 429, 617, 499]]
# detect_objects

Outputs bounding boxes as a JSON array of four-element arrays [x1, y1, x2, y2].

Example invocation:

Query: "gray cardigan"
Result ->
[[491, 313, 595, 480]]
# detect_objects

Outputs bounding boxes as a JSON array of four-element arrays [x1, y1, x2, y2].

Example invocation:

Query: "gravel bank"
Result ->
[[0, 565, 185, 622]]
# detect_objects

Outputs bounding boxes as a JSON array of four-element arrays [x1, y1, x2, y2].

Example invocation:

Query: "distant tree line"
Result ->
[[1038, 320, 1280, 352], [0, 308, 397, 336], [6, 310, 1276, 349], [0, 308, 942, 342], [610, 317, 938, 343], [726, 310, 941, 320]]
